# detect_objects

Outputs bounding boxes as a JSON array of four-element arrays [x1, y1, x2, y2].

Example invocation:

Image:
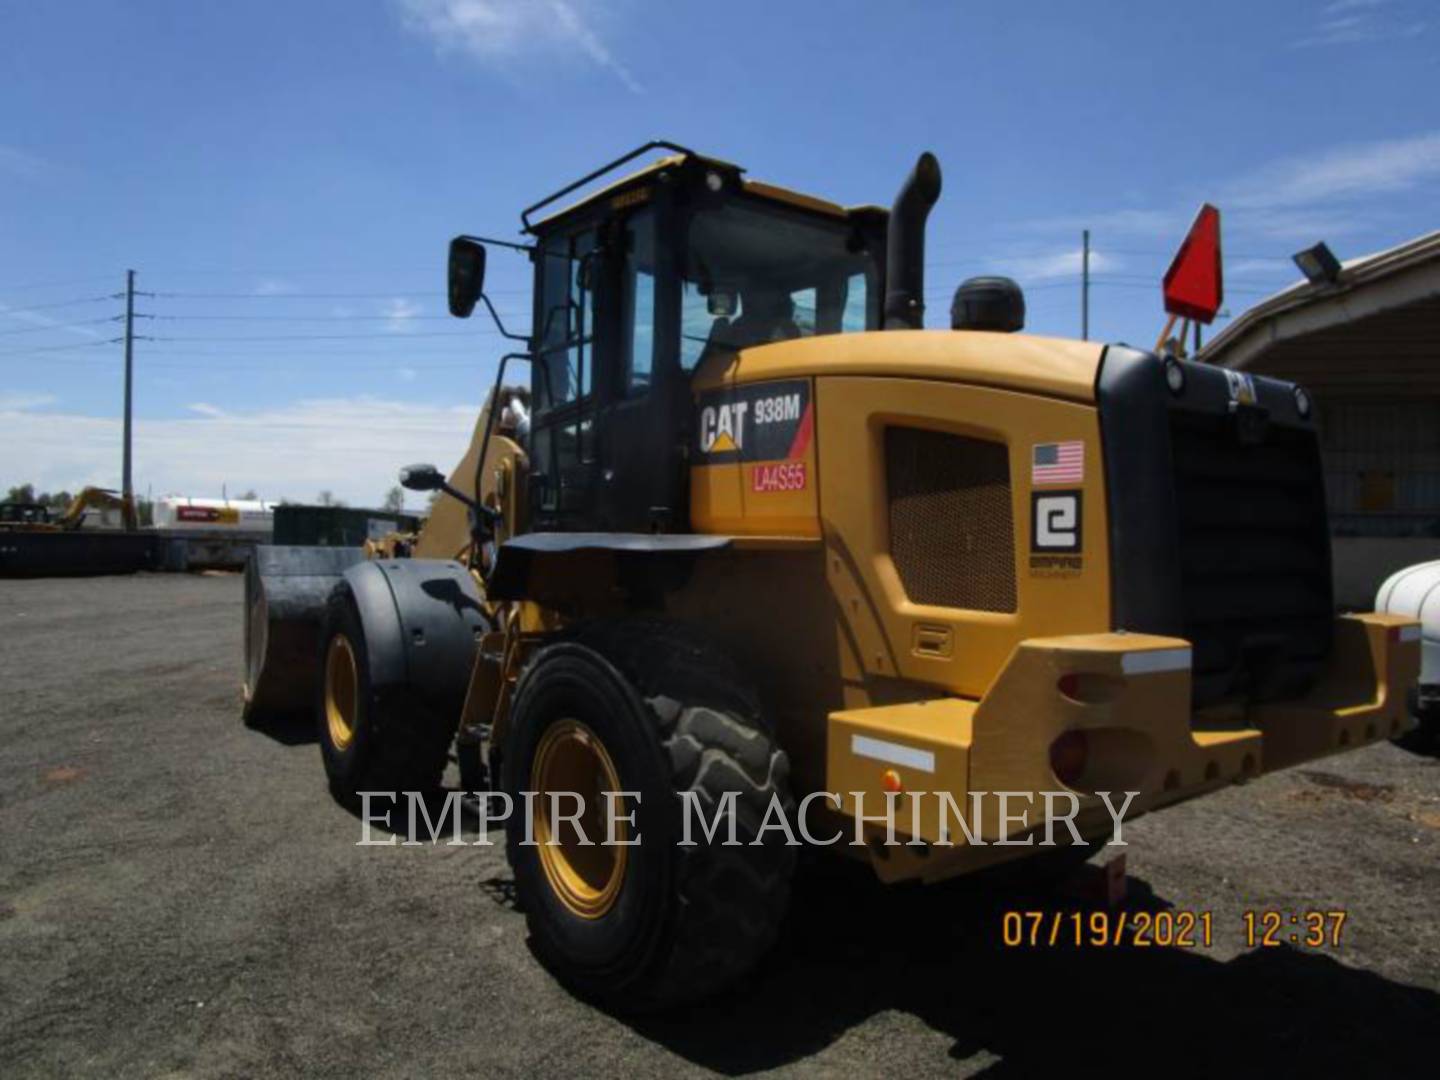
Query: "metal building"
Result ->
[[1198, 229, 1440, 607]]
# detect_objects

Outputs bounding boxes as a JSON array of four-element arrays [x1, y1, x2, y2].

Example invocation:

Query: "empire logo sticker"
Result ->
[[1030, 490, 1082, 576], [694, 379, 812, 464]]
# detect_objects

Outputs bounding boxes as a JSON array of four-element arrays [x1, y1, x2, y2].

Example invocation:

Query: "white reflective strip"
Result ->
[[1121, 648, 1192, 675], [1400, 624, 1422, 642], [850, 734, 936, 774]]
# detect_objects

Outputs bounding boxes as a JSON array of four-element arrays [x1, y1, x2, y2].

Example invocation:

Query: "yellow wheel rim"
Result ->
[[324, 635, 359, 751], [531, 719, 628, 920]]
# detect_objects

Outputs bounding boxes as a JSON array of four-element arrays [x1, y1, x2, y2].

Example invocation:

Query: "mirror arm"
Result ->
[[435, 479, 478, 510], [479, 291, 531, 344], [457, 233, 533, 255]]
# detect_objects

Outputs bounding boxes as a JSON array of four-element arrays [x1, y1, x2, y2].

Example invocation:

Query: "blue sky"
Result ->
[[2, 0, 1436, 505]]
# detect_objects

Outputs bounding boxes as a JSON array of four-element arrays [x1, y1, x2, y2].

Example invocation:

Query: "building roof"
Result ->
[[1196, 229, 1440, 392]]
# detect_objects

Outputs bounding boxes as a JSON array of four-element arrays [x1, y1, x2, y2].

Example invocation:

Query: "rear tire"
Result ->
[[503, 620, 795, 1010], [316, 584, 459, 801]]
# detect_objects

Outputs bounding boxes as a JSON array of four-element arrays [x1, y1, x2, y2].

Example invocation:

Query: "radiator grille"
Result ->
[[886, 427, 1016, 613], [1169, 411, 1333, 706]]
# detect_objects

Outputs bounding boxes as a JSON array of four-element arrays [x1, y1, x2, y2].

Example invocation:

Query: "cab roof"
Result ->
[[528, 149, 885, 234]]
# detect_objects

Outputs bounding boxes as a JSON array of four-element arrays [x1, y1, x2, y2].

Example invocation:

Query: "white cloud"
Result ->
[[396, 366, 418, 382], [384, 296, 423, 331], [0, 392, 58, 411], [1014, 129, 1440, 257], [395, 0, 641, 92], [1009, 247, 1120, 282], [1324, 0, 1388, 12], [0, 303, 108, 339], [186, 402, 225, 417], [1227, 130, 1440, 210], [254, 278, 295, 296], [1225, 207, 1369, 243], [0, 144, 55, 181], [1293, 0, 1425, 47], [547, 0, 641, 93], [1227, 257, 1292, 278], [1021, 207, 1181, 239], [0, 395, 477, 507]]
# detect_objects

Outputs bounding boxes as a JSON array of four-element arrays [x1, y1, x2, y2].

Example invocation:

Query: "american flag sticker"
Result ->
[[1032, 441, 1084, 485]]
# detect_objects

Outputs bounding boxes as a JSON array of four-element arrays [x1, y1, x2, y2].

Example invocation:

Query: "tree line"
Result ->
[[5, 483, 415, 518]]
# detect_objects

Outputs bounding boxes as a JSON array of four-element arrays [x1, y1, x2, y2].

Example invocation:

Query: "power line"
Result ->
[[139, 336, 499, 351], [152, 313, 462, 323], [147, 287, 532, 300], [0, 275, 119, 293], [149, 331, 485, 343], [1102, 247, 1294, 262], [144, 359, 489, 371], [0, 339, 119, 357], [147, 313, 530, 325], [151, 290, 444, 300], [0, 294, 118, 315], [0, 316, 118, 336]]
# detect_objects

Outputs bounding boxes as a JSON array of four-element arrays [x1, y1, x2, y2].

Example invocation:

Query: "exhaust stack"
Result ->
[[884, 152, 943, 330]]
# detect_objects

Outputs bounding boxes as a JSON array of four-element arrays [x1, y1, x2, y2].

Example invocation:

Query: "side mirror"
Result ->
[[399, 463, 445, 492], [448, 237, 487, 318]]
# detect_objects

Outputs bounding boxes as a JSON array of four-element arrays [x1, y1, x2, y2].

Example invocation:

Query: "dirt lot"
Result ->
[[1, 572, 1438, 1077]]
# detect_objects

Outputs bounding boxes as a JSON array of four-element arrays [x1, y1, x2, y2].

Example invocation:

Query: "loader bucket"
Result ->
[[242, 545, 367, 722]]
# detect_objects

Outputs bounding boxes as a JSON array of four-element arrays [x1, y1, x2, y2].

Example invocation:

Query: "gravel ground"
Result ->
[[1, 572, 1438, 1078]]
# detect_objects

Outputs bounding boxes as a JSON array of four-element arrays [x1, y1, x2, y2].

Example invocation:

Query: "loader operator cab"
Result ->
[[449, 143, 887, 537]]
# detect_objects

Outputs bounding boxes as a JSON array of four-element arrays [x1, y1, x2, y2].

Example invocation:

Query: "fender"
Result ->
[[487, 531, 732, 603], [341, 558, 490, 718]]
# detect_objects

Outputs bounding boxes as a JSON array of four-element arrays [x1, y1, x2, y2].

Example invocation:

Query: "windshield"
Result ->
[[680, 199, 877, 370]]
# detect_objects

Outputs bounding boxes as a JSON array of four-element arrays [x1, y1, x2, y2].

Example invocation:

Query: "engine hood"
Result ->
[[694, 330, 1106, 404]]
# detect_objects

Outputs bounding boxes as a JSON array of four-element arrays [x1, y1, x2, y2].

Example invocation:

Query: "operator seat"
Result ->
[[727, 293, 801, 347]]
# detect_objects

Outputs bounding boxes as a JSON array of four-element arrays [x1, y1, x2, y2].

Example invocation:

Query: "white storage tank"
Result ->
[[1375, 559, 1440, 691], [153, 496, 276, 533]]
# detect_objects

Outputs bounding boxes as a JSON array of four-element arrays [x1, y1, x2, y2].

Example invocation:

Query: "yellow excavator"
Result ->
[[0, 487, 139, 532], [244, 141, 1420, 1009]]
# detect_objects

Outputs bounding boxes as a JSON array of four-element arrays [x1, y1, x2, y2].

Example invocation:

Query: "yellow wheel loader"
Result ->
[[244, 141, 1420, 1009]]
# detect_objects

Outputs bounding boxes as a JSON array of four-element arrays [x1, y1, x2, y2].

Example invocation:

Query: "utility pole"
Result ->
[[122, 269, 135, 504], [1081, 229, 1091, 341]]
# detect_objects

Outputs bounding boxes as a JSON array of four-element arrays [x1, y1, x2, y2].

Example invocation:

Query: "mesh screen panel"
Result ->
[[886, 427, 1016, 612]]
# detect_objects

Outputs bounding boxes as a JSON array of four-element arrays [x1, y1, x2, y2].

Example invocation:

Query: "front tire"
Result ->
[[503, 621, 795, 1010], [317, 583, 459, 801]]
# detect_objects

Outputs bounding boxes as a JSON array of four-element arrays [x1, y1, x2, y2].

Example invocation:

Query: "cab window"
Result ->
[[620, 211, 657, 394], [535, 228, 596, 411], [678, 199, 877, 368]]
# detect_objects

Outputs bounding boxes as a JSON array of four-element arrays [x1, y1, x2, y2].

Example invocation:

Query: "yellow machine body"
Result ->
[[636, 329, 1418, 882], [361, 149, 1422, 886]]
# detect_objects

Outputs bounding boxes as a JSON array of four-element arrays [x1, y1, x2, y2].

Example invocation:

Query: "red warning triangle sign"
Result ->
[[1163, 204, 1223, 324]]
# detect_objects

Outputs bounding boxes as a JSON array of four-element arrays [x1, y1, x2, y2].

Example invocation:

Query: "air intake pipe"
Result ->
[[883, 152, 943, 330]]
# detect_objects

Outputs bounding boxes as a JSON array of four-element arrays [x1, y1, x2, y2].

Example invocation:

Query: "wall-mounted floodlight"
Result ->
[[1293, 241, 1343, 286]]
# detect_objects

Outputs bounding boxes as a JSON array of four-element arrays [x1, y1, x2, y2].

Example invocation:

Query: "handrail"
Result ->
[[519, 140, 698, 234]]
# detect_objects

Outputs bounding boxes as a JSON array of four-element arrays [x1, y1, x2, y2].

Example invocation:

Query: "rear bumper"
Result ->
[[825, 612, 1419, 883]]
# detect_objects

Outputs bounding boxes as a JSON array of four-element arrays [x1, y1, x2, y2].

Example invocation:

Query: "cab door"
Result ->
[[592, 206, 689, 532], [529, 226, 600, 529]]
